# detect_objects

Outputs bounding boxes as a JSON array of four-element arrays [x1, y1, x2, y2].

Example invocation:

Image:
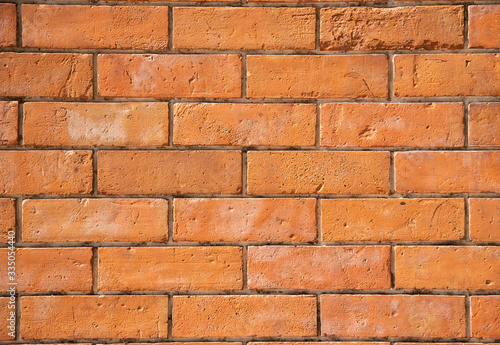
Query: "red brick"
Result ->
[[394, 54, 500, 97], [173, 295, 316, 337], [98, 54, 241, 98], [322, 198, 465, 242], [99, 246, 242, 291], [248, 246, 390, 289], [0, 4, 16, 47], [247, 151, 390, 195], [321, 294, 466, 337], [469, 6, 500, 49], [0, 53, 93, 98], [469, 103, 500, 147], [22, 198, 168, 243], [173, 7, 315, 50], [23, 102, 169, 147], [22, 5, 169, 50], [470, 198, 500, 242], [0, 101, 18, 145], [395, 246, 500, 289], [174, 198, 316, 242], [247, 55, 388, 99], [0, 199, 15, 243], [321, 6, 463, 51], [471, 296, 500, 338], [21, 295, 168, 339], [0, 248, 92, 292], [320, 103, 464, 147], [0, 298, 15, 340], [173, 103, 316, 146], [0, 150, 93, 195], [98, 150, 241, 195], [395, 151, 500, 193]]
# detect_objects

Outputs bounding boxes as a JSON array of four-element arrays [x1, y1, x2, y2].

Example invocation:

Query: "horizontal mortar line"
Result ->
[[3, 289, 500, 297], [2, 47, 500, 55], [2, 193, 500, 199]]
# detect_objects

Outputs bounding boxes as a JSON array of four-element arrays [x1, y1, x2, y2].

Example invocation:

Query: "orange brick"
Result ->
[[322, 198, 465, 242], [321, 6, 463, 51], [469, 103, 500, 147], [98, 150, 241, 195], [469, 6, 500, 48], [0, 150, 93, 195], [174, 103, 316, 146], [23, 102, 169, 146], [22, 198, 168, 243], [320, 103, 464, 147], [247, 55, 388, 99], [249, 0, 383, 3], [21, 295, 168, 339], [0, 4, 16, 47], [173, 7, 315, 50], [0, 298, 15, 340], [470, 198, 500, 242], [99, 246, 242, 291], [22, 5, 169, 50], [0, 199, 15, 243], [395, 246, 500, 289], [248, 246, 390, 289], [471, 296, 500, 338], [98, 54, 241, 98], [173, 295, 316, 337], [394, 54, 500, 97], [395, 151, 500, 193], [321, 294, 466, 337], [247, 151, 390, 195], [173, 198, 316, 242], [253, 343, 388, 345], [0, 248, 92, 292], [0, 101, 18, 145], [0, 53, 93, 98]]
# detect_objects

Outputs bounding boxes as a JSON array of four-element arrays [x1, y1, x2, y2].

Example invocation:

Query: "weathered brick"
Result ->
[[0, 53, 93, 98], [395, 246, 500, 289], [173, 7, 315, 50], [22, 5, 169, 50], [98, 54, 241, 98], [395, 151, 500, 193], [99, 246, 243, 291], [469, 5, 500, 49], [247, 151, 390, 194], [0, 101, 18, 145], [173, 295, 316, 337], [247, 55, 388, 99], [471, 296, 500, 338], [174, 103, 316, 146], [248, 246, 391, 289], [0, 4, 16, 47], [320, 103, 464, 147], [322, 198, 465, 242], [23, 102, 169, 146], [470, 198, 500, 242], [0, 298, 15, 340], [174, 198, 316, 242], [321, 6, 464, 51], [394, 54, 500, 97], [469, 103, 500, 147], [22, 198, 168, 243], [21, 295, 168, 339], [0, 248, 92, 292], [321, 294, 466, 337], [0, 151, 93, 195], [249, 0, 384, 3], [98, 150, 242, 195], [0, 199, 15, 243]]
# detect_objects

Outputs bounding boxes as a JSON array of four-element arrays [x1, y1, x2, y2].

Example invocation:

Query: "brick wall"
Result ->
[[0, 0, 499, 343]]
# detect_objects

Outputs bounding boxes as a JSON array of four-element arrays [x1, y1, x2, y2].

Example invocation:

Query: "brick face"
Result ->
[[469, 103, 500, 147], [0, 4, 16, 47], [0, 199, 15, 243], [471, 296, 500, 338], [469, 5, 500, 49], [469, 198, 500, 242], [0, 101, 18, 145]]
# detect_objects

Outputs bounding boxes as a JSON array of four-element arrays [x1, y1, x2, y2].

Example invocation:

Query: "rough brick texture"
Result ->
[[2, 1, 498, 343]]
